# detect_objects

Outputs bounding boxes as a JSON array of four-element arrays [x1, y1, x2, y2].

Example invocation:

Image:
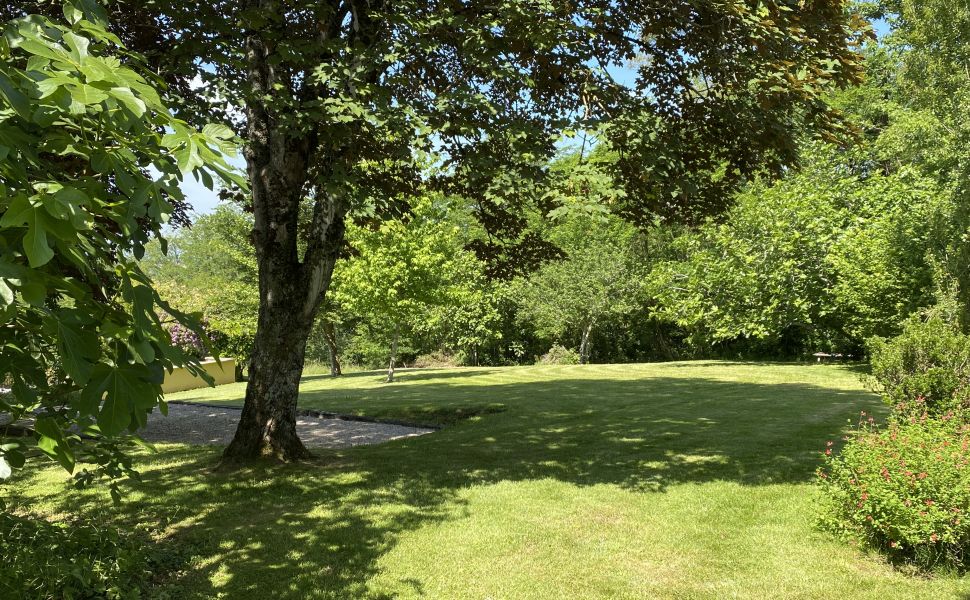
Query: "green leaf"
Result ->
[[18, 282, 45, 306], [0, 72, 31, 119], [23, 215, 55, 267], [1, 447, 25, 469], [79, 363, 158, 436], [62, 32, 90, 65], [25, 55, 49, 72], [34, 416, 76, 473], [1, 196, 55, 267], [174, 141, 204, 175], [69, 83, 109, 106], [63, 2, 84, 24], [54, 318, 99, 384], [0, 280, 12, 308], [109, 86, 146, 116]]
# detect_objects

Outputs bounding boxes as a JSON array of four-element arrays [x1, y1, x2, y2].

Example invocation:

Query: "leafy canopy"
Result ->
[[93, 1, 869, 265], [0, 3, 243, 487]]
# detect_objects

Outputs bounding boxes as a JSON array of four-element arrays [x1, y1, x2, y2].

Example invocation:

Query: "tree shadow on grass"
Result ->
[[28, 374, 881, 598], [299, 368, 496, 385]]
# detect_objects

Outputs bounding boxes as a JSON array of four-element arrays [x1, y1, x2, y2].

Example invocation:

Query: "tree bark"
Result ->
[[224, 293, 314, 462], [223, 9, 348, 462], [323, 320, 342, 377], [385, 328, 399, 383], [578, 321, 594, 365]]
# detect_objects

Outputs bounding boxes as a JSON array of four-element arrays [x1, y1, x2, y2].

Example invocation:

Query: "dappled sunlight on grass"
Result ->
[[11, 362, 970, 597]]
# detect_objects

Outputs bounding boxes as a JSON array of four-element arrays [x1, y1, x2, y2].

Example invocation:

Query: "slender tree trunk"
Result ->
[[386, 328, 399, 383], [579, 321, 594, 365], [323, 320, 342, 377]]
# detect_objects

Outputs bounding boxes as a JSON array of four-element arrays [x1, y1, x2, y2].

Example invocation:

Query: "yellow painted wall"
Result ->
[[162, 358, 236, 393]]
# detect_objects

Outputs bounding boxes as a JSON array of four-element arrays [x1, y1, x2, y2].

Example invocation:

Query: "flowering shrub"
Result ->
[[168, 320, 226, 360], [818, 415, 970, 571], [867, 315, 970, 417]]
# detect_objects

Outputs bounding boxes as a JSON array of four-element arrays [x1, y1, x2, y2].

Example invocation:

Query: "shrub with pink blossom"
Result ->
[[818, 413, 970, 571], [167, 320, 225, 360]]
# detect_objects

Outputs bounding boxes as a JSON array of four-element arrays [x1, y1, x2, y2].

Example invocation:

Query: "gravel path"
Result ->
[[141, 403, 434, 448]]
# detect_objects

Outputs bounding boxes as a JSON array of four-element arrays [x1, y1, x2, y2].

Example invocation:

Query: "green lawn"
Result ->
[[12, 361, 970, 598]]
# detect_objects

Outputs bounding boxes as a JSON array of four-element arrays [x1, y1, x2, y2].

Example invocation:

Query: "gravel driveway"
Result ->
[[141, 403, 434, 448]]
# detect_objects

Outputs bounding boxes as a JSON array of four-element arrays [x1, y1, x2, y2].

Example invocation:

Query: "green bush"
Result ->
[[817, 416, 970, 571], [413, 351, 460, 369], [537, 344, 580, 365], [0, 512, 164, 598], [867, 315, 970, 417]]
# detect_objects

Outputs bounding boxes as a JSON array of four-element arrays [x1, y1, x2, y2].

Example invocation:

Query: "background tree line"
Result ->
[[145, 29, 970, 372]]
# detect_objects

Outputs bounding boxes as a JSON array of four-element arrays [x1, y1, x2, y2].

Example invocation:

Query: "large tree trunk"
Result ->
[[323, 320, 342, 377], [223, 15, 347, 462], [224, 289, 314, 461], [578, 321, 594, 365], [385, 328, 400, 383]]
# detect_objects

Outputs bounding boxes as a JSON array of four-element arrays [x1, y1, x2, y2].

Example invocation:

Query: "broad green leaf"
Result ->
[[25, 55, 49, 72], [18, 282, 45, 306], [0, 72, 31, 119], [80, 363, 157, 435], [23, 214, 55, 267], [34, 416, 75, 473], [1, 196, 55, 267], [63, 2, 84, 24], [69, 83, 109, 106], [0, 280, 12, 307], [54, 318, 98, 384], [109, 86, 146, 116], [202, 123, 234, 139], [1, 447, 25, 469], [62, 32, 90, 65]]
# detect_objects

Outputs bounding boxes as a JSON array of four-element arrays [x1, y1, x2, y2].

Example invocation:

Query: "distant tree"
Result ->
[[513, 150, 648, 364], [648, 145, 950, 355], [0, 5, 242, 487], [333, 196, 483, 382]]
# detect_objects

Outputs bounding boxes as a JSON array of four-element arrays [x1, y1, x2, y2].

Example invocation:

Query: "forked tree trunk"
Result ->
[[578, 321, 594, 365], [222, 17, 348, 463], [323, 320, 342, 377], [385, 328, 400, 383]]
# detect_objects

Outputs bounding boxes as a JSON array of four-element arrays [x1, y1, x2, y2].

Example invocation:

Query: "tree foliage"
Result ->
[[334, 195, 491, 380], [143, 205, 259, 368], [66, 0, 868, 460], [648, 145, 951, 355], [0, 4, 242, 485]]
